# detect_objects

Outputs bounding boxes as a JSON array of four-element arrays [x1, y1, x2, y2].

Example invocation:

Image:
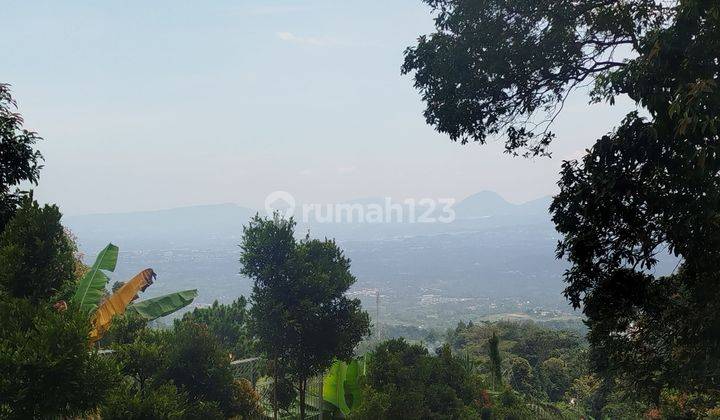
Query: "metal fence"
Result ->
[[231, 357, 328, 420]]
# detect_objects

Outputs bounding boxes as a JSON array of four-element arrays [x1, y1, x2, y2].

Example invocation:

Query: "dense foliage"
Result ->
[[550, 2, 720, 404], [442, 319, 720, 418], [406, 0, 720, 411], [448, 322, 587, 402], [352, 322, 606, 420], [103, 316, 259, 419], [0, 196, 76, 302], [0, 193, 116, 418], [0, 297, 118, 419], [178, 297, 253, 360], [355, 339, 483, 419]]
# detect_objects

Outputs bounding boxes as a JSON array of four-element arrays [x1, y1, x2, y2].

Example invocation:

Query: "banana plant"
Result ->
[[127, 289, 198, 321], [323, 361, 350, 414], [88, 268, 156, 343], [322, 355, 368, 415], [72, 243, 198, 344], [71, 243, 119, 314]]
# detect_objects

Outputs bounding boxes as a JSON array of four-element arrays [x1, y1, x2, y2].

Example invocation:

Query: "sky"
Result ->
[[3, 0, 636, 215]]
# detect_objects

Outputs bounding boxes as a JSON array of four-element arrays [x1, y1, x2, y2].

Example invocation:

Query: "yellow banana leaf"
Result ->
[[89, 268, 155, 343]]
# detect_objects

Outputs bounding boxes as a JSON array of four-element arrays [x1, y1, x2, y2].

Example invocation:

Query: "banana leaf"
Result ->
[[89, 268, 155, 343], [71, 243, 119, 314], [344, 359, 363, 411], [323, 361, 350, 415], [127, 289, 198, 321]]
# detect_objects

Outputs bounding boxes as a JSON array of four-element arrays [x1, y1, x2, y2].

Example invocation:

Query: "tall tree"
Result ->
[[240, 215, 371, 419], [239, 215, 295, 419], [0, 84, 43, 230], [404, 0, 720, 403], [488, 332, 502, 390]]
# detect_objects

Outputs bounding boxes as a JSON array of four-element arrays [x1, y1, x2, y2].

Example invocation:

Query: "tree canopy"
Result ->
[[406, 0, 720, 403]]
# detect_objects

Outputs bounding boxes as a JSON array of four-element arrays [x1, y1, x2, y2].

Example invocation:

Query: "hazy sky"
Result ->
[[4, 0, 635, 215]]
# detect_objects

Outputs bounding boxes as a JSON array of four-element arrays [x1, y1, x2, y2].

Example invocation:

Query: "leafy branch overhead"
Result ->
[[403, 0, 669, 157]]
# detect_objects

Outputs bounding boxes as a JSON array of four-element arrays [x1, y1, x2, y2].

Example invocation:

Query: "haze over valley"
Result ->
[[64, 191, 583, 329]]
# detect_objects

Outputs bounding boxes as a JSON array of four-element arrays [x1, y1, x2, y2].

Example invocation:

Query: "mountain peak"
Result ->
[[455, 191, 512, 218]]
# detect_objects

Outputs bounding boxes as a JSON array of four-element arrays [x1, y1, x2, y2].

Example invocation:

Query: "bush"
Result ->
[[0, 197, 75, 302], [177, 297, 253, 359], [102, 382, 188, 420], [0, 297, 119, 418], [164, 322, 237, 415], [361, 339, 482, 419], [233, 378, 262, 418]]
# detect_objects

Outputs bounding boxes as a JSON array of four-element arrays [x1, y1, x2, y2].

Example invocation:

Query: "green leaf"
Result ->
[[323, 361, 350, 415], [128, 289, 198, 321], [71, 243, 119, 314], [323, 356, 368, 414], [344, 359, 363, 411], [323, 361, 350, 416]]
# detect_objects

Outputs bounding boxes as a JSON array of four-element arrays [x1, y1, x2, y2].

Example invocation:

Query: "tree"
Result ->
[[0, 297, 119, 418], [178, 297, 252, 359], [540, 357, 571, 402], [405, 0, 720, 401], [403, 0, 667, 157], [101, 382, 194, 420], [488, 332, 502, 390], [240, 215, 371, 419], [112, 328, 168, 394], [0, 84, 43, 230], [361, 338, 480, 419], [239, 215, 295, 419], [550, 2, 720, 400], [565, 375, 602, 417], [164, 322, 239, 417], [505, 356, 535, 396], [0, 196, 75, 302]]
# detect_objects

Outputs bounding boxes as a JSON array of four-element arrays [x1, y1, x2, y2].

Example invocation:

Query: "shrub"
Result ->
[[0, 297, 118, 418]]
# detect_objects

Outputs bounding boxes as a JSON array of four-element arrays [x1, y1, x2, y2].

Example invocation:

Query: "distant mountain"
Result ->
[[454, 191, 552, 220], [61, 192, 677, 326], [454, 191, 515, 218], [518, 196, 553, 214], [62, 193, 574, 315], [64, 193, 557, 251], [64, 203, 256, 252]]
